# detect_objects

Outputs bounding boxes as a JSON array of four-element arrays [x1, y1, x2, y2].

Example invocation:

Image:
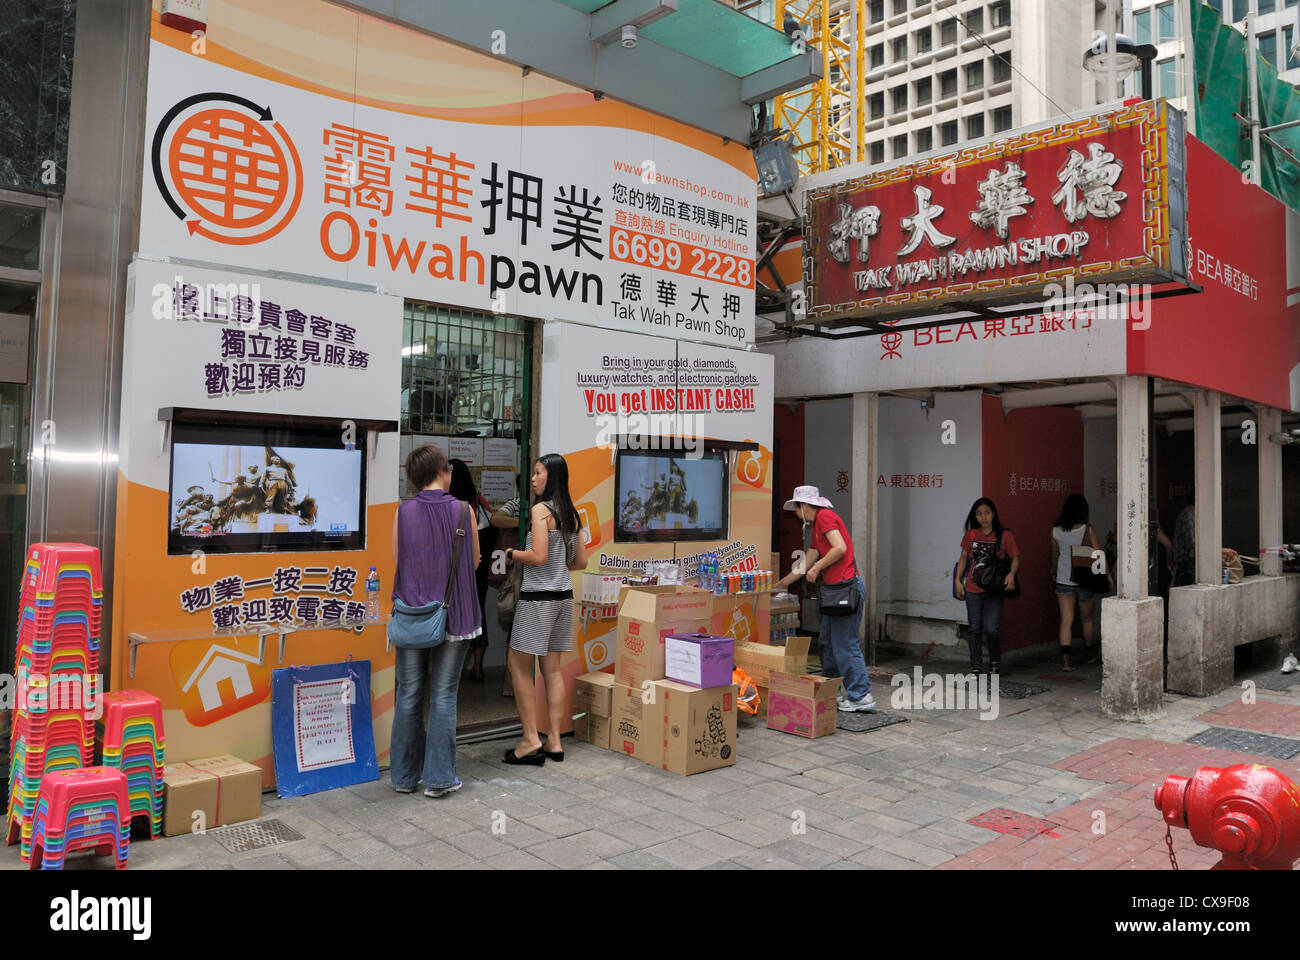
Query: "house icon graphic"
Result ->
[[181, 644, 261, 714]]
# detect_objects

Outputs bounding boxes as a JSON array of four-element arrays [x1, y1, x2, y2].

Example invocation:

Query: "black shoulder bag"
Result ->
[[974, 530, 1020, 599]]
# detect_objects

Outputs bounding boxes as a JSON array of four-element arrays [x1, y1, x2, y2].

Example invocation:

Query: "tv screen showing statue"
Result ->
[[614, 448, 728, 543], [167, 423, 366, 555]]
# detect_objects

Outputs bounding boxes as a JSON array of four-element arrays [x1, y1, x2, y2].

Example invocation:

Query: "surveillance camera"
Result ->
[[621, 24, 637, 49]]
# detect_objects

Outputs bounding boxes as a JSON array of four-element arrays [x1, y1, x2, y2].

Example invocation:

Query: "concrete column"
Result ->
[[1193, 390, 1222, 584], [851, 392, 878, 661], [1103, 376, 1164, 722], [1114, 376, 1149, 599], [1257, 406, 1284, 577]]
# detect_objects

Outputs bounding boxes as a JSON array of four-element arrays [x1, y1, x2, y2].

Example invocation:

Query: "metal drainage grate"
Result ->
[[996, 680, 1050, 700], [1185, 727, 1300, 760], [208, 818, 305, 854], [968, 807, 1061, 840], [836, 711, 908, 733]]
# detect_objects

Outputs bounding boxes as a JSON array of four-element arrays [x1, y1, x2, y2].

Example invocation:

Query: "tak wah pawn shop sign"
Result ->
[[802, 100, 1189, 324]]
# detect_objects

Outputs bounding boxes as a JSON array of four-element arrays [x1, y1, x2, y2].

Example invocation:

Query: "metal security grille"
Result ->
[[996, 680, 1049, 700], [209, 818, 305, 854], [1186, 727, 1300, 760], [399, 302, 529, 499]]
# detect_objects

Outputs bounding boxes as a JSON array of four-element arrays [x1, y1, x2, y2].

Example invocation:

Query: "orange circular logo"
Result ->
[[152, 94, 302, 245]]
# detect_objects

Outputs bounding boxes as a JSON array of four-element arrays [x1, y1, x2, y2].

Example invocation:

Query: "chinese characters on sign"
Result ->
[[877, 310, 1095, 360], [877, 473, 945, 488], [179, 565, 363, 630], [1195, 248, 1258, 301], [1007, 472, 1071, 496], [169, 281, 370, 397]]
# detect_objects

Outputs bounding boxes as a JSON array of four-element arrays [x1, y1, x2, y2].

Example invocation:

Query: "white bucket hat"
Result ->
[[783, 484, 833, 511]]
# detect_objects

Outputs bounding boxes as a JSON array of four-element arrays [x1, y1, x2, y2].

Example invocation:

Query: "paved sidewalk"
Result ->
[[6, 651, 1299, 870]]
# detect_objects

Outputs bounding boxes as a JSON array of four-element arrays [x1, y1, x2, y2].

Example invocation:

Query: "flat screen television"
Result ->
[[614, 448, 729, 543], [168, 422, 366, 555]]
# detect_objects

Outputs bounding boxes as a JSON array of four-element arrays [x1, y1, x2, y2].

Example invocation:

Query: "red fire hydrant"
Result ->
[[1153, 764, 1300, 870]]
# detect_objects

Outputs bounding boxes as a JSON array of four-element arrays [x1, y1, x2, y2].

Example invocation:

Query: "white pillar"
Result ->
[[1257, 406, 1283, 577], [1193, 390, 1222, 584], [1114, 376, 1149, 599], [851, 392, 878, 659]]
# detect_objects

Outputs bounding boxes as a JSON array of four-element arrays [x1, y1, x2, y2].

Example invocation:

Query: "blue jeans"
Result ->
[[390, 640, 468, 790], [818, 575, 871, 701], [964, 591, 1004, 670]]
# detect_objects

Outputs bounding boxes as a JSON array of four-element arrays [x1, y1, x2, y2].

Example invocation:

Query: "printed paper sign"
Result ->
[[480, 469, 516, 502], [448, 436, 483, 466], [484, 437, 518, 467], [293, 677, 356, 773]]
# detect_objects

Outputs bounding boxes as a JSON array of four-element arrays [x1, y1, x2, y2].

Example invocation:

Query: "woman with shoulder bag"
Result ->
[[774, 485, 875, 713], [450, 459, 497, 682], [954, 497, 1020, 678], [388, 444, 481, 797], [1051, 493, 1110, 671], [502, 454, 588, 764]]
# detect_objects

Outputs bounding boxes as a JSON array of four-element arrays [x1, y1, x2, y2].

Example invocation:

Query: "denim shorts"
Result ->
[[1055, 583, 1095, 601]]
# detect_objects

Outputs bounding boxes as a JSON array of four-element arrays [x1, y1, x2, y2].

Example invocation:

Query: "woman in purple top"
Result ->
[[389, 444, 481, 797]]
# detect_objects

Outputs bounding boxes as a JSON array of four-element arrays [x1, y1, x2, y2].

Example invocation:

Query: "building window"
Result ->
[[989, 1, 1010, 28], [1286, 26, 1299, 69], [1134, 9, 1151, 46], [915, 27, 932, 53], [941, 120, 959, 146], [1157, 57, 1178, 99], [992, 56, 1011, 83], [915, 128, 933, 153], [965, 60, 984, 89], [869, 0, 884, 24], [967, 114, 985, 140], [893, 36, 908, 61], [892, 134, 909, 159], [1259, 0, 1276, 14], [1157, 2, 1177, 42], [893, 0, 908, 15], [940, 68, 958, 98], [1231, 0, 1248, 20], [870, 141, 885, 165], [1260, 31, 1277, 67], [965, 8, 983, 33], [993, 106, 1012, 132], [870, 43, 885, 69], [869, 92, 885, 119], [941, 18, 958, 45], [892, 85, 908, 112], [915, 76, 932, 105]]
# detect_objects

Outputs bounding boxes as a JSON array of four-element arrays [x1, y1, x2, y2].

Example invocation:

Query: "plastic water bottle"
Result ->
[[365, 566, 380, 621]]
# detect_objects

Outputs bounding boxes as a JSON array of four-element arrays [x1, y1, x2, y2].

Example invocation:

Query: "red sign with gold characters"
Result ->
[[803, 100, 1187, 323]]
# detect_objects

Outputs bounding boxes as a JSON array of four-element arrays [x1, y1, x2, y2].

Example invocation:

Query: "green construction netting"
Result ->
[[1193, 0, 1300, 210], [552, 0, 799, 77]]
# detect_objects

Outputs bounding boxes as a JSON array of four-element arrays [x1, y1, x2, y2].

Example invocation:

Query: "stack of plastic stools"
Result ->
[[6, 543, 104, 862], [27, 768, 131, 870], [98, 690, 166, 839]]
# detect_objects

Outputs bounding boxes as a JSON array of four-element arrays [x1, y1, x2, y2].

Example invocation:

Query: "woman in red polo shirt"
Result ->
[[774, 485, 874, 712]]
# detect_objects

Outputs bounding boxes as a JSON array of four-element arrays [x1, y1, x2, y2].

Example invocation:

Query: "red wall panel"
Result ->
[[980, 394, 1085, 653]]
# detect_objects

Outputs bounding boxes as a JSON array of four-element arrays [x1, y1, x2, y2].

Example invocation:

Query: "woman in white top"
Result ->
[[1050, 493, 1107, 671]]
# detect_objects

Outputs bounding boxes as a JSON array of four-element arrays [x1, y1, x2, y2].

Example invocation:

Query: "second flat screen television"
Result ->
[[614, 448, 729, 543]]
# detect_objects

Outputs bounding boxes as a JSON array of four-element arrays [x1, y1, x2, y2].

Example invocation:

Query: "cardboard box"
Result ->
[[733, 635, 811, 688], [184, 754, 263, 825], [651, 680, 739, 776], [162, 762, 219, 837], [709, 591, 771, 645], [664, 631, 734, 689], [611, 682, 663, 766], [574, 711, 611, 750], [573, 671, 615, 717], [615, 586, 711, 690], [767, 672, 842, 739]]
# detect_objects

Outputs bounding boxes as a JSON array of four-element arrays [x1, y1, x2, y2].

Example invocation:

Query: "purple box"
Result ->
[[664, 631, 735, 689]]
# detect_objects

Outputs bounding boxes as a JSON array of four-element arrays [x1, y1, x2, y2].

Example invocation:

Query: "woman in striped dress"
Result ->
[[502, 454, 588, 764]]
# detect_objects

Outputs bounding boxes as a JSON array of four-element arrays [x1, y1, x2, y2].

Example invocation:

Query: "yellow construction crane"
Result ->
[[774, 0, 864, 175]]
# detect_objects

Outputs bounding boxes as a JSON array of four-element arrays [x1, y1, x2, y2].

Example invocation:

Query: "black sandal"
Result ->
[[543, 747, 564, 762], [503, 746, 545, 766]]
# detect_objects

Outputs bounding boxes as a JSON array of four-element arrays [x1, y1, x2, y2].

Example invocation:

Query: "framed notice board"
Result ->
[[271, 659, 378, 797]]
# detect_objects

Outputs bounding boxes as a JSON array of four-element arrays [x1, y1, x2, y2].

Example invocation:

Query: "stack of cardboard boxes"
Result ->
[[574, 585, 740, 776], [161, 754, 263, 836]]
